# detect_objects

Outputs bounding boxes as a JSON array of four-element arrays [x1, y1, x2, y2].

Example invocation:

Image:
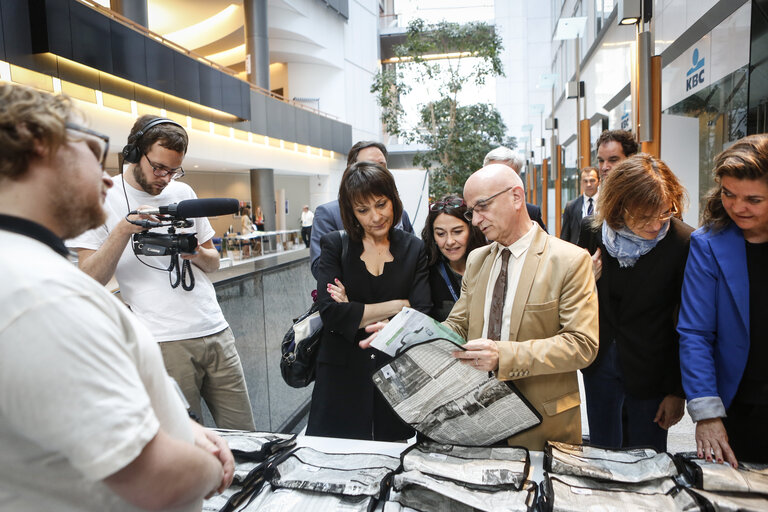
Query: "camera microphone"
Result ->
[[135, 198, 240, 218]]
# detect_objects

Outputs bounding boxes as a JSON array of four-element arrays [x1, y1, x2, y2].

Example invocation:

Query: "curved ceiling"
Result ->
[[146, 0, 317, 74]]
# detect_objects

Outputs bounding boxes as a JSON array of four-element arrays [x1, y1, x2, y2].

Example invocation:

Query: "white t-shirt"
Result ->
[[301, 209, 314, 227], [69, 175, 228, 342], [0, 230, 196, 512]]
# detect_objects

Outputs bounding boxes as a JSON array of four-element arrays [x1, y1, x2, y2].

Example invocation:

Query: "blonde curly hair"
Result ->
[[0, 83, 75, 180]]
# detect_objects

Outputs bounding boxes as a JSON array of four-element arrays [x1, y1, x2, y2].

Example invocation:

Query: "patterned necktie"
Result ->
[[487, 248, 511, 341], [587, 197, 594, 216]]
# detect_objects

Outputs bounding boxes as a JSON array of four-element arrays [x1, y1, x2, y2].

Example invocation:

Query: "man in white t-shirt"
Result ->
[[69, 115, 255, 430], [0, 83, 233, 511], [300, 204, 314, 248]]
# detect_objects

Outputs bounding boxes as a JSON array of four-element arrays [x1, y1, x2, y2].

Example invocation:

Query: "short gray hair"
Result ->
[[483, 146, 525, 172]]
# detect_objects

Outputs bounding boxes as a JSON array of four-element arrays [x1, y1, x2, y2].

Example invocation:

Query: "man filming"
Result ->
[[70, 115, 255, 431]]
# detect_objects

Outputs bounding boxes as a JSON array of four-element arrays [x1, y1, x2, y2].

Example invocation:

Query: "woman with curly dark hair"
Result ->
[[420, 195, 488, 321], [679, 134, 768, 467]]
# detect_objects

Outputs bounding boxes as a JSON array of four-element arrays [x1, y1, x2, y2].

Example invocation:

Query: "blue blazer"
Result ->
[[678, 223, 750, 420]]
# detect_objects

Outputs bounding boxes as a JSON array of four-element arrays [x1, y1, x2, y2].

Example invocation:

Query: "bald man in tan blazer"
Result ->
[[444, 164, 599, 450]]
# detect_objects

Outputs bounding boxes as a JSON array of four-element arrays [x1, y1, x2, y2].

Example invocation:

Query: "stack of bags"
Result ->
[[676, 454, 768, 510], [202, 430, 296, 512], [385, 441, 538, 512], [539, 441, 702, 511], [244, 446, 401, 511]]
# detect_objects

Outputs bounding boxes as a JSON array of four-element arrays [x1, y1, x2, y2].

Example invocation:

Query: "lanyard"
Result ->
[[438, 261, 459, 301]]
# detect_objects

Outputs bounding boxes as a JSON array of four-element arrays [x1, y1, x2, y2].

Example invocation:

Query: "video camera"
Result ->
[[129, 198, 239, 257]]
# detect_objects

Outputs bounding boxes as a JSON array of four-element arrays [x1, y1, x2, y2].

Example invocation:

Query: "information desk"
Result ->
[[224, 230, 302, 260]]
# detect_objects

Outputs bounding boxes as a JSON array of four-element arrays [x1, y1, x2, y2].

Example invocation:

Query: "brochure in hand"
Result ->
[[370, 307, 466, 357]]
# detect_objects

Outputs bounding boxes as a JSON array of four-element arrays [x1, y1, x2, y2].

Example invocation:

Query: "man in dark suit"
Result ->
[[560, 167, 599, 244], [310, 141, 413, 278], [483, 146, 547, 232]]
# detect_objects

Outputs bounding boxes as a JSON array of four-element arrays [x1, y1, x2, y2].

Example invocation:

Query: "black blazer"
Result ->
[[560, 196, 584, 244], [578, 218, 694, 398], [307, 229, 432, 441], [527, 203, 547, 233]]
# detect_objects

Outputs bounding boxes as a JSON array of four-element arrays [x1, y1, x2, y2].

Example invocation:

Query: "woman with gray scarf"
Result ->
[[578, 154, 693, 452]]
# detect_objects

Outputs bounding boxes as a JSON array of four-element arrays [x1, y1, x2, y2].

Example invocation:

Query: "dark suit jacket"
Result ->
[[310, 199, 414, 278], [578, 218, 694, 398], [560, 195, 584, 244], [307, 229, 431, 441], [526, 203, 547, 233]]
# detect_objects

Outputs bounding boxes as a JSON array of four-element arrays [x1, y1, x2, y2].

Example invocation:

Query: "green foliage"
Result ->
[[370, 18, 515, 197], [414, 99, 514, 198]]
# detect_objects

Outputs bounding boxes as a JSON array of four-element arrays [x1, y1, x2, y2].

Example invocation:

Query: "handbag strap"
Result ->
[[339, 230, 348, 263]]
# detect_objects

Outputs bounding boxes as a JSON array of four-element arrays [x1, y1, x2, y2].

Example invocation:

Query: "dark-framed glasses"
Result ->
[[142, 152, 184, 180], [65, 122, 109, 169], [625, 204, 679, 227], [464, 187, 513, 221], [430, 197, 465, 212]]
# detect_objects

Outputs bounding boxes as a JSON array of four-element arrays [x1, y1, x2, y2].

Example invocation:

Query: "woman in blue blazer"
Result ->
[[679, 134, 768, 467]]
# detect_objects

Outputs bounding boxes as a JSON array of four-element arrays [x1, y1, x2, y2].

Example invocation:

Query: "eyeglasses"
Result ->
[[625, 204, 678, 227], [464, 187, 513, 221], [65, 122, 109, 169], [142, 152, 185, 180], [430, 197, 465, 212]]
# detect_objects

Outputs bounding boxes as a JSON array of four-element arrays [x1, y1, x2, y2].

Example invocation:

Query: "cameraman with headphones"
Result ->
[[70, 115, 255, 431]]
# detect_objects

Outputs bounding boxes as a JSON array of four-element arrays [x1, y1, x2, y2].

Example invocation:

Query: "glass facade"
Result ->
[[664, 66, 749, 214]]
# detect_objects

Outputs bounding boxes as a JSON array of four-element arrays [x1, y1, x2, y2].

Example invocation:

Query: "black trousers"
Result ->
[[301, 226, 311, 247], [724, 401, 768, 463]]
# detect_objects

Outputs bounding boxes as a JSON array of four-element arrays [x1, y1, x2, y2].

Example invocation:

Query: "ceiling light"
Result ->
[[618, 0, 642, 26]]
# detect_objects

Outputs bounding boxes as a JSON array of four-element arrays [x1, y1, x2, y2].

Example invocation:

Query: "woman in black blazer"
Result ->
[[578, 154, 693, 452], [308, 162, 432, 441]]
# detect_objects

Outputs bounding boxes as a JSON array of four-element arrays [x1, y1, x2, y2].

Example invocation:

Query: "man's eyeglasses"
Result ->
[[143, 153, 185, 180], [625, 204, 678, 227], [66, 122, 109, 169], [464, 187, 513, 221], [430, 197, 465, 212]]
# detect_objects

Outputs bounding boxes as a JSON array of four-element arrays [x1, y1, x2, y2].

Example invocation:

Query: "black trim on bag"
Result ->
[[539, 473, 709, 512], [265, 446, 400, 504], [543, 441, 677, 477], [398, 441, 531, 492]]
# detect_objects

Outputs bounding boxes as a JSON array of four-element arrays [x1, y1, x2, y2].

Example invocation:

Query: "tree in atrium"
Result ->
[[371, 18, 516, 197]]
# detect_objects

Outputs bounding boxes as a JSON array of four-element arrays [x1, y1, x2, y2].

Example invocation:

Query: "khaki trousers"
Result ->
[[160, 327, 255, 430]]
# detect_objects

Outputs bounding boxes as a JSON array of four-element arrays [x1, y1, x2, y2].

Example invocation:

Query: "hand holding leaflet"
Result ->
[[370, 307, 465, 357]]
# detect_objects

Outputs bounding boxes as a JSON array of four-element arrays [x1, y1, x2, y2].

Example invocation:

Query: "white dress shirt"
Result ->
[[581, 190, 599, 219], [481, 222, 537, 340]]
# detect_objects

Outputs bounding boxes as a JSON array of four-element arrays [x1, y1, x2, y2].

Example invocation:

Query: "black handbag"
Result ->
[[280, 231, 347, 388]]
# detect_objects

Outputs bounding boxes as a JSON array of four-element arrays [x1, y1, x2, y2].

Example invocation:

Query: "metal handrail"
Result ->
[[75, 0, 339, 120]]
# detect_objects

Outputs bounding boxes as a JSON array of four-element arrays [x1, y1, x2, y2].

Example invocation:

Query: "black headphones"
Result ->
[[121, 117, 184, 164]]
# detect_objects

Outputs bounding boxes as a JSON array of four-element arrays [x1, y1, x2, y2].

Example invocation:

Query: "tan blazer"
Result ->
[[443, 225, 599, 450]]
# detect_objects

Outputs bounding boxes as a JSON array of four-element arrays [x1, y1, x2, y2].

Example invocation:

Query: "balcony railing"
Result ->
[[76, 0, 338, 120]]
